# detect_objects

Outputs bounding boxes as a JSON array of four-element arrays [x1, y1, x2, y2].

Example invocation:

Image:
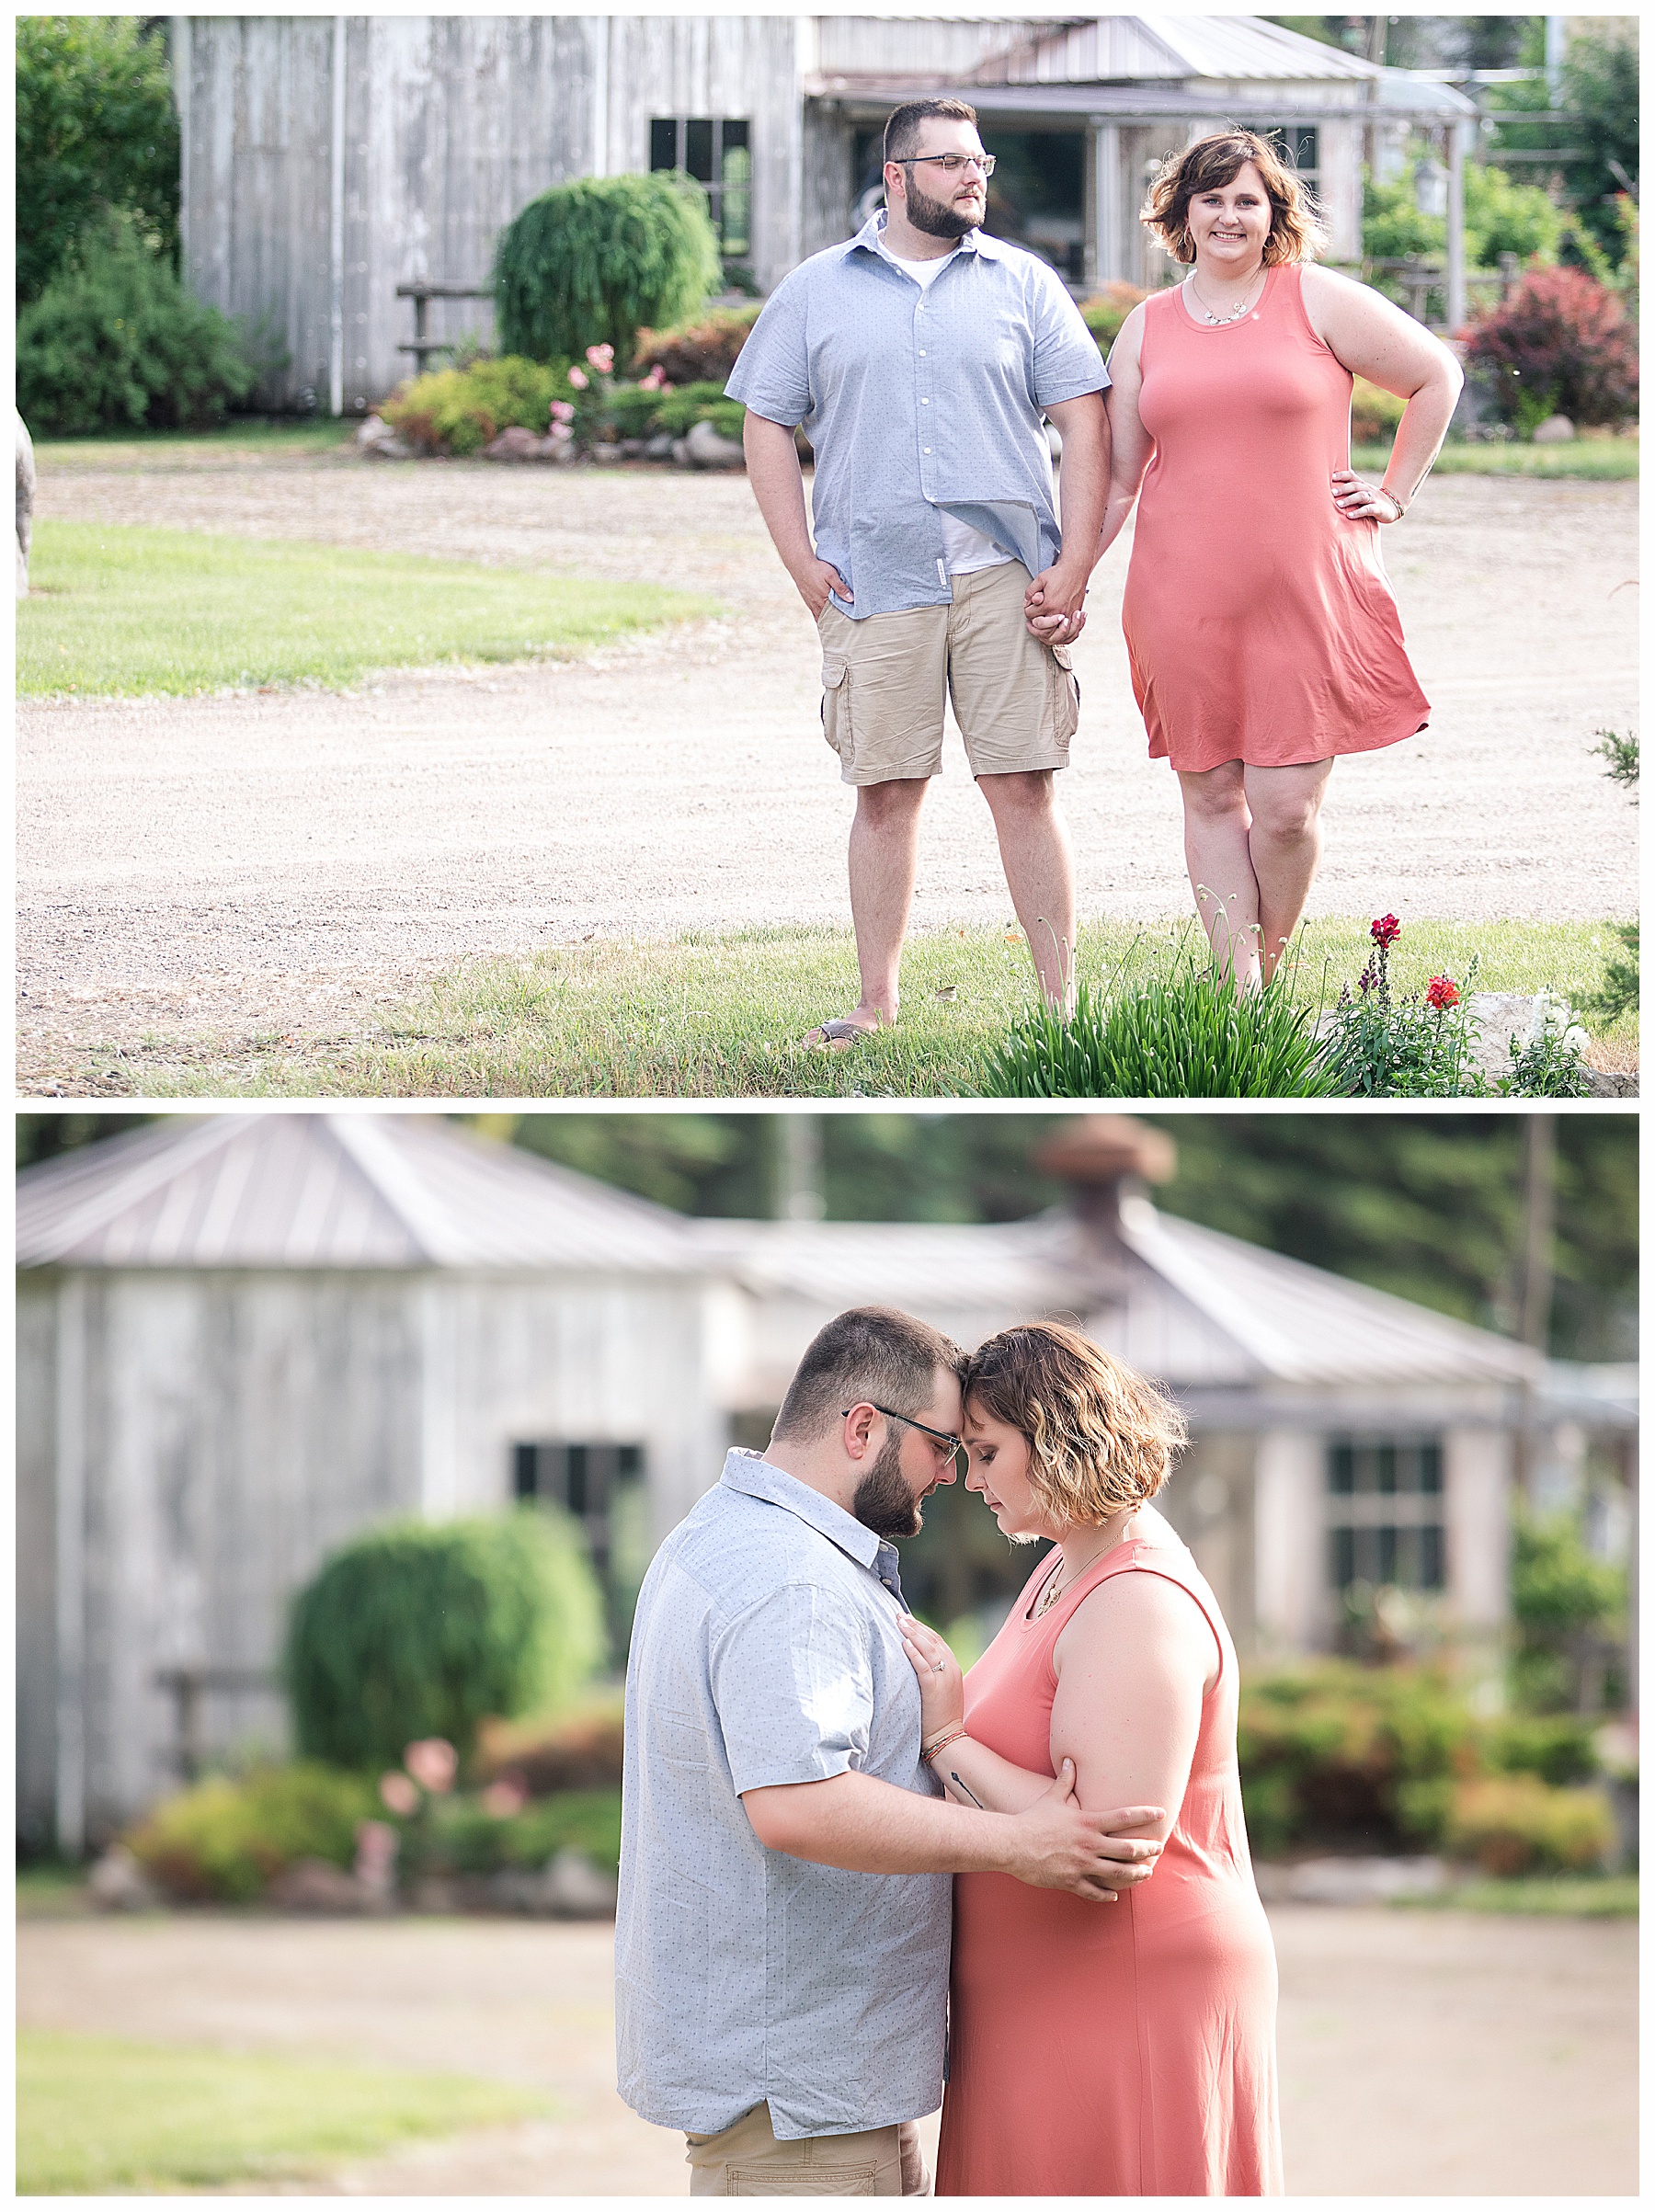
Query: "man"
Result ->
[[616, 1306, 1164, 2196], [726, 98, 1111, 1047]]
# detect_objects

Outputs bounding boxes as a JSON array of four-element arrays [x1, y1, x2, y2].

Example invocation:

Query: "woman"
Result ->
[[900, 1321, 1281, 2195], [1095, 130, 1460, 989]]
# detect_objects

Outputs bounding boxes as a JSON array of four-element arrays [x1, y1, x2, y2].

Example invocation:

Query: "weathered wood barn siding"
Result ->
[[174, 15, 803, 411], [17, 1264, 726, 1851]]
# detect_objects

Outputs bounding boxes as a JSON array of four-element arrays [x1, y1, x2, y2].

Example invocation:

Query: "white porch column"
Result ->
[[1091, 121, 1123, 285], [1444, 1426, 1510, 1631], [54, 1276, 87, 1858], [1445, 121, 1470, 331], [1253, 1430, 1328, 1655]]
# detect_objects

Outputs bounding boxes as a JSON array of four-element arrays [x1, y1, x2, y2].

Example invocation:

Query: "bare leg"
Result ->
[[977, 770, 1078, 1012], [827, 776, 930, 1034], [1177, 761, 1263, 990], [1243, 759, 1333, 981]]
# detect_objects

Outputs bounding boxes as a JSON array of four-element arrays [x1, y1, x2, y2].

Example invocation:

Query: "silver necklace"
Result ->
[[1187, 265, 1265, 325]]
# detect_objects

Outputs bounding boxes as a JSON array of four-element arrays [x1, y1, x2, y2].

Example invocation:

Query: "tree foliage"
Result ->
[[16, 15, 180, 305], [17, 209, 255, 435], [284, 1511, 606, 1773], [494, 172, 721, 368]]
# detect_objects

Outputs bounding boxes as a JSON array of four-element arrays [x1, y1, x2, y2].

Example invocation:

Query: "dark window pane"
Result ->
[[618, 1442, 643, 1477], [1420, 1442, 1444, 1495], [721, 138, 752, 255], [1329, 1443, 1354, 1496], [1377, 1444, 1398, 1495], [1397, 1526, 1420, 1587], [1333, 1527, 1354, 1590], [1377, 1525, 1398, 1583], [686, 119, 715, 182], [650, 119, 677, 172], [721, 118, 749, 154], [1421, 1523, 1444, 1589], [566, 1442, 588, 1517], [513, 1442, 538, 1500]]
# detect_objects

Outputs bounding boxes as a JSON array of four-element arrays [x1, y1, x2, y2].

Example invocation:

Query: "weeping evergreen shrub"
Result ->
[[284, 1510, 606, 1773], [494, 172, 722, 368]]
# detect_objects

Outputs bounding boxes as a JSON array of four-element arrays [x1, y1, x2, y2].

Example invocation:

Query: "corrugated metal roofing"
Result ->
[[15, 1114, 702, 1274]]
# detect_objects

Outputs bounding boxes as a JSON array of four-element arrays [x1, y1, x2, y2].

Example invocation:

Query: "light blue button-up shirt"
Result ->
[[615, 1449, 951, 2141], [725, 212, 1108, 617]]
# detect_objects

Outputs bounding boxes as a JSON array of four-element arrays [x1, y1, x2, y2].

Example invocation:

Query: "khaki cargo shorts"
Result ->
[[816, 559, 1080, 786], [686, 2100, 932, 2195]]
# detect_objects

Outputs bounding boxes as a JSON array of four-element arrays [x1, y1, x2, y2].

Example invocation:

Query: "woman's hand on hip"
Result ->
[[1330, 469, 1403, 522], [899, 1615, 965, 1742]]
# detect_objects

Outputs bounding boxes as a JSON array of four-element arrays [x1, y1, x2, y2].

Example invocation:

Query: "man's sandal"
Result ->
[[804, 1017, 881, 1051]]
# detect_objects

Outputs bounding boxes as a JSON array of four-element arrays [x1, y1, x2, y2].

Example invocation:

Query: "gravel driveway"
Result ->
[[16, 1905, 1638, 2195], [18, 450, 1638, 1085]]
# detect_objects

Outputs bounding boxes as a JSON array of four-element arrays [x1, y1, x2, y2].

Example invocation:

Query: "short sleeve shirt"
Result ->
[[725, 212, 1108, 617], [615, 1450, 951, 2140]]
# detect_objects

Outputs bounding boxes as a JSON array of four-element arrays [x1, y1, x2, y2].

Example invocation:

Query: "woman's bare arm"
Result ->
[[1097, 303, 1154, 561], [1301, 263, 1464, 516]]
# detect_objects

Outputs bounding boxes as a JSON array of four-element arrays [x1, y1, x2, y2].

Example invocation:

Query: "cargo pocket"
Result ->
[[821, 658, 850, 764], [1046, 643, 1080, 747]]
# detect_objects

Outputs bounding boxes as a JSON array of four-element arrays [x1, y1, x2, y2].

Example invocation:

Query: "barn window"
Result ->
[[514, 1442, 647, 1636], [1326, 1437, 1445, 1591], [1247, 124, 1320, 198], [650, 117, 752, 261]]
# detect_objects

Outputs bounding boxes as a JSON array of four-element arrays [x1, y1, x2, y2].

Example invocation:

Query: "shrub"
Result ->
[[985, 966, 1341, 1100], [495, 173, 721, 369], [476, 1708, 625, 1794], [1363, 159, 1564, 280], [1324, 918, 1481, 1097], [633, 302, 761, 383], [1509, 1509, 1628, 1714], [423, 1788, 622, 1878], [1076, 282, 1147, 355], [126, 1764, 376, 1904], [649, 382, 746, 439], [1480, 1712, 1600, 1788], [17, 16, 179, 305], [383, 355, 569, 456], [1445, 1773, 1617, 1876], [17, 211, 256, 437], [284, 1510, 606, 1773], [1460, 266, 1638, 432], [1350, 375, 1407, 444]]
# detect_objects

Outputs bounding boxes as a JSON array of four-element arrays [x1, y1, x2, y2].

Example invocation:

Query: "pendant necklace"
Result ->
[[1187, 265, 1265, 325]]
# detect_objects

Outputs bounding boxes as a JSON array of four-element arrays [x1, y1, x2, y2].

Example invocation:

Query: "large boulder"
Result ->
[[683, 416, 746, 470], [17, 407, 35, 598]]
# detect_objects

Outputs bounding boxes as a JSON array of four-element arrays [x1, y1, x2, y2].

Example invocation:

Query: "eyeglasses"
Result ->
[[844, 1403, 965, 1465], [891, 153, 996, 179]]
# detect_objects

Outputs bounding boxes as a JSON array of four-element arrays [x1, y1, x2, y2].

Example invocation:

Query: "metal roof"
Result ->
[[15, 1114, 703, 1274], [691, 1198, 1537, 1393]]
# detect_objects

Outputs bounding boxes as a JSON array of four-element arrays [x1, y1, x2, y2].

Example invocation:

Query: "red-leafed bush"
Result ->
[[1460, 265, 1638, 431]]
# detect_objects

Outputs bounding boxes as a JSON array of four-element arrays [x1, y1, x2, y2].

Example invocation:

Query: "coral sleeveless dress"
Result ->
[[1121, 264, 1430, 772], [935, 1537, 1283, 2197]]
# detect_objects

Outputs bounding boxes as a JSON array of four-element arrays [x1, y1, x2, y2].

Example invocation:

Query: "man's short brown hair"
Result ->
[[771, 1306, 966, 1444], [884, 98, 980, 168]]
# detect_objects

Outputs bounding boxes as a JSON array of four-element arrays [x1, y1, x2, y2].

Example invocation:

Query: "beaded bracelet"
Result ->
[[921, 1727, 968, 1766]]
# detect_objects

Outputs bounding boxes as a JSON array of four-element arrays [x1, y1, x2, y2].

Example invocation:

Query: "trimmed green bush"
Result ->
[[126, 1763, 376, 1903], [986, 968, 1342, 1100], [495, 172, 721, 369], [649, 381, 746, 439], [17, 211, 255, 436], [1445, 1773, 1617, 1876], [424, 1788, 622, 1878], [284, 1510, 605, 1773], [1076, 282, 1147, 354], [632, 302, 760, 383], [1461, 266, 1638, 432], [383, 355, 570, 456]]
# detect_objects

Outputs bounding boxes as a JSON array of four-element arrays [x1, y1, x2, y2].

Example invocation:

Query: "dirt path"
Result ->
[[18, 454, 1638, 1089], [16, 1904, 1638, 2195]]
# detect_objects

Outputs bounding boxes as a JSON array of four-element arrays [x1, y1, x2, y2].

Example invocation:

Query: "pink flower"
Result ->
[[549, 399, 576, 425], [379, 1771, 419, 1817], [1425, 975, 1460, 1011], [481, 1779, 529, 1819], [404, 1738, 458, 1794], [585, 343, 615, 373], [566, 365, 589, 391], [1370, 914, 1401, 950], [639, 366, 667, 392]]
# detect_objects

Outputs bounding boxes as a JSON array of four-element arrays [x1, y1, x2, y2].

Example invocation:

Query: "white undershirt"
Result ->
[[880, 244, 1015, 578]]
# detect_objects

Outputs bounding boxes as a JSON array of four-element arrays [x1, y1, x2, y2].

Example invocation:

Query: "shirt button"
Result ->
[[923, 446, 932, 453], [920, 397, 930, 405], [919, 349, 927, 357]]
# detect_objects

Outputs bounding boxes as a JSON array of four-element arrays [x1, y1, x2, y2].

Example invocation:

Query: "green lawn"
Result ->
[[124, 914, 1633, 1100], [1394, 1875, 1638, 1919], [1353, 439, 1638, 480], [17, 2030, 554, 2194], [33, 419, 355, 465], [19, 521, 719, 697]]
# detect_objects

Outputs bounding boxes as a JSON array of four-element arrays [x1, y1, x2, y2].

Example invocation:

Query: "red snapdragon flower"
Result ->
[[1425, 975, 1460, 1011], [1371, 914, 1401, 949]]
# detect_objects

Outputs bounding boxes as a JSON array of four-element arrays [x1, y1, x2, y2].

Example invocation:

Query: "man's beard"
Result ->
[[902, 175, 982, 241], [851, 1429, 924, 1541]]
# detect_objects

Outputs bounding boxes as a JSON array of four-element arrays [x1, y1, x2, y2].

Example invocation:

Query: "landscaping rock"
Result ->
[[484, 1850, 618, 1918], [87, 1844, 160, 1912], [589, 441, 624, 464], [1532, 416, 1576, 444], [356, 415, 414, 461], [1582, 1066, 1638, 1098], [17, 406, 35, 599], [1467, 990, 1587, 1088], [268, 1857, 380, 1914], [645, 433, 677, 461], [683, 418, 746, 470], [483, 425, 555, 462], [1253, 1855, 1448, 1906]]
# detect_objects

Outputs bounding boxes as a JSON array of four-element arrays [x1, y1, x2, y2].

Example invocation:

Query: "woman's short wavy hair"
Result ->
[[1142, 129, 1330, 268], [964, 1322, 1187, 1528]]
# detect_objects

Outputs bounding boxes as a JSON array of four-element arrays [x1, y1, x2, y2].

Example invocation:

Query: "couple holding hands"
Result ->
[[617, 1306, 1281, 2195], [729, 99, 1460, 1039]]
